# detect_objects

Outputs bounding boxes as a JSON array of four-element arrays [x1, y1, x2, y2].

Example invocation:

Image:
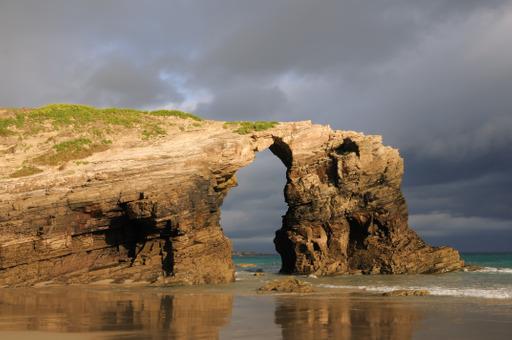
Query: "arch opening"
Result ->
[[220, 146, 289, 271]]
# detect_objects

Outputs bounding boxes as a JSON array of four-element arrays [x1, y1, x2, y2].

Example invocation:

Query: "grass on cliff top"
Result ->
[[149, 109, 202, 121], [0, 104, 202, 137], [9, 165, 43, 178], [30, 104, 203, 127], [33, 137, 111, 166], [1, 105, 205, 173], [224, 121, 278, 134], [0, 111, 25, 136]]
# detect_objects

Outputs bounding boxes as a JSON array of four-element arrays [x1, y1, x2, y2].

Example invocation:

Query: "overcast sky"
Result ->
[[1, 0, 511, 252]]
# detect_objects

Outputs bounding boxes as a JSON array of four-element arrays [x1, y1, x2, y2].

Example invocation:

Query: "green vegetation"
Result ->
[[9, 165, 43, 178], [0, 113, 25, 136], [53, 137, 92, 153], [0, 104, 202, 138], [142, 124, 167, 140], [28, 104, 143, 127], [33, 137, 108, 166], [0, 119, 12, 136], [223, 121, 278, 134], [149, 109, 202, 121], [1, 104, 206, 173]]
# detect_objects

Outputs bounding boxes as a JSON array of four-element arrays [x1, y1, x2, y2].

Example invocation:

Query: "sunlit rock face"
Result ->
[[273, 128, 463, 275], [0, 120, 463, 286]]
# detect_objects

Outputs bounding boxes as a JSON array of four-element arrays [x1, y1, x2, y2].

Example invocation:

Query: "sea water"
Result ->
[[233, 253, 512, 299]]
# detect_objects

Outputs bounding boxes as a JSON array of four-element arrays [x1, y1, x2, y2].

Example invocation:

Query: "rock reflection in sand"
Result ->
[[275, 295, 421, 340], [0, 288, 424, 339], [0, 288, 233, 339], [1, 287, 509, 339]]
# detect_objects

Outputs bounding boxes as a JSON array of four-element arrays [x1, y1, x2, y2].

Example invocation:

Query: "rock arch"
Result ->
[[0, 121, 463, 286], [220, 123, 463, 277]]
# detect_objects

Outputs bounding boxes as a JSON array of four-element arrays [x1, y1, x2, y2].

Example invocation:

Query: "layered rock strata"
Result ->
[[0, 121, 463, 286]]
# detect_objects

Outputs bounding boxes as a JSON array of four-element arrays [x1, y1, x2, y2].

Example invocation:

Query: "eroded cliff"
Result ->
[[0, 106, 463, 286]]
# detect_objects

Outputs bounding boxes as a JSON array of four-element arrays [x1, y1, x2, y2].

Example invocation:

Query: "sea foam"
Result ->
[[318, 284, 512, 299], [476, 267, 512, 274]]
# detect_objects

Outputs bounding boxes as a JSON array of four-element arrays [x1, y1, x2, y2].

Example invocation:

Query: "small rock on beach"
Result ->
[[382, 289, 430, 297], [258, 278, 314, 293]]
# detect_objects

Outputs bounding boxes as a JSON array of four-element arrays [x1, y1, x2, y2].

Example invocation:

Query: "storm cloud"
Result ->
[[1, 0, 511, 251]]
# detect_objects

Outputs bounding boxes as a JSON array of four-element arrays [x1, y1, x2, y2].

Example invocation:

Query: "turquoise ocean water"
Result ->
[[461, 252, 512, 269], [233, 253, 512, 299]]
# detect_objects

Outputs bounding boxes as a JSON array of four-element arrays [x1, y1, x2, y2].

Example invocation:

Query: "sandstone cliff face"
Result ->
[[0, 120, 463, 286]]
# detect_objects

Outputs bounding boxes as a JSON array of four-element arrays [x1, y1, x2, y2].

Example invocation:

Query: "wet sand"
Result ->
[[0, 285, 511, 339]]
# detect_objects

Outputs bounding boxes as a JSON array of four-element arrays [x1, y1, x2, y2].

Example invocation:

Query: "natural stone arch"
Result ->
[[226, 125, 463, 277], [0, 121, 463, 286], [218, 124, 463, 278], [227, 133, 341, 275]]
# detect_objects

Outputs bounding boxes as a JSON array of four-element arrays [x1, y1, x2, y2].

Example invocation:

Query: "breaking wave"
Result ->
[[475, 267, 512, 274], [318, 284, 512, 299]]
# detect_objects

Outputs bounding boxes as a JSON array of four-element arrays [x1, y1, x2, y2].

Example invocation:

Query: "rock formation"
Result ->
[[258, 278, 314, 293], [0, 116, 463, 286], [382, 290, 431, 297]]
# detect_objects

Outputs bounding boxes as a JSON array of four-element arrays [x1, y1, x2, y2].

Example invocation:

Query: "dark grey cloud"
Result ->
[[410, 212, 512, 252], [405, 173, 512, 220], [82, 56, 183, 107], [194, 0, 508, 79], [1, 0, 511, 251], [197, 84, 287, 120]]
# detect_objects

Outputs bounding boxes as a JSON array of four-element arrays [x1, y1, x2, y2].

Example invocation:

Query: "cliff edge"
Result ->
[[0, 105, 463, 286]]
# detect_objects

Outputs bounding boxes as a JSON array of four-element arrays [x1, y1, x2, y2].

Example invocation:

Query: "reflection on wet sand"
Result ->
[[6, 288, 505, 340], [275, 295, 421, 340], [0, 288, 233, 339]]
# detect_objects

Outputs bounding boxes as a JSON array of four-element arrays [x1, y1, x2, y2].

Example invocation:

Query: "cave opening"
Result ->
[[220, 146, 288, 262]]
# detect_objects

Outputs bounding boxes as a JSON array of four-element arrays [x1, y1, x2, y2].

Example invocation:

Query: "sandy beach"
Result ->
[[0, 283, 510, 340]]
